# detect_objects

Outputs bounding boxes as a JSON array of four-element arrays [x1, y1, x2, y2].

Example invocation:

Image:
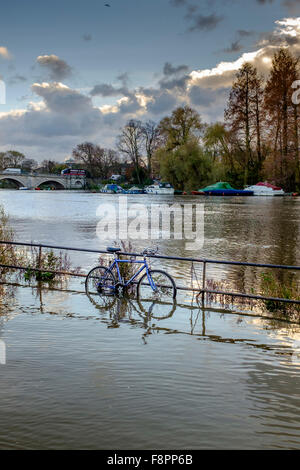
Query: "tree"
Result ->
[[157, 139, 212, 191], [225, 63, 264, 185], [41, 160, 59, 174], [73, 142, 97, 176], [4, 150, 25, 168], [141, 120, 161, 176], [0, 150, 25, 170], [117, 120, 144, 184], [21, 159, 38, 173], [73, 142, 121, 179], [264, 48, 299, 190], [158, 106, 203, 150]]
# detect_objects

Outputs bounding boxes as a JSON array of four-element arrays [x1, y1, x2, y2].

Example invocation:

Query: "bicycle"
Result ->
[[85, 247, 177, 302]]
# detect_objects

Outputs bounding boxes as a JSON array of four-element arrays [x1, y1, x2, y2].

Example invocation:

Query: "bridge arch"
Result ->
[[0, 176, 25, 188], [36, 179, 66, 190]]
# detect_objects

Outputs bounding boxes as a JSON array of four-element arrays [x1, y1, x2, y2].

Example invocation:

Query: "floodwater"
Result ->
[[0, 190, 299, 449]]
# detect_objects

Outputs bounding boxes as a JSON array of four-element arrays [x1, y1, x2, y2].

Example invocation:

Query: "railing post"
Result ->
[[202, 261, 207, 304], [38, 245, 42, 271]]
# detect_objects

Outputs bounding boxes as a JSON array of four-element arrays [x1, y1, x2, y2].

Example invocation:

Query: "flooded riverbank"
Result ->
[[0, 191, 299, 449], [0, 285, 300, 450]]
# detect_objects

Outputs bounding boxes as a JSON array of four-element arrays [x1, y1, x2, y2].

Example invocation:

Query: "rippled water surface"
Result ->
[[0, 190, 299, 449]]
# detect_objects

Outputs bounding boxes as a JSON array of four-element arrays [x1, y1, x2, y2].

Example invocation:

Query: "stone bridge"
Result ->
[[0, 173, 86, 190]]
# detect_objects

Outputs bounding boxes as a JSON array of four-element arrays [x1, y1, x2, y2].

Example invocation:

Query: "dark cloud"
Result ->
[[237, 29, 254, 37], [222, 40, 243, 53], [187, 13, 223, 32], [118, 96, 142, 115], [90, 83, 129, 97], [189, 85, 216, 106], [147, 91, 178, 115], [163, 62, 189, 76], [282, 0, 300, 14], [8, 74, 27, 85], [36, 55, 72, 81], [159, 75, 190, 90], [116, 72, 129, 86], [32, 83, 92, 114]]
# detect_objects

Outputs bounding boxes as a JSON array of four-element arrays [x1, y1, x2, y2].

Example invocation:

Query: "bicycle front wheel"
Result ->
[[85, 266, 116, 296], [137, 269, 177, 303]]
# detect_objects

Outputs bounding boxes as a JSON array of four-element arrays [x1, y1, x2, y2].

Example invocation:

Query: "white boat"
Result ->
[[19, 187, 30, 191], [245, 182, 285, 196], [145, 183, 174, 195]]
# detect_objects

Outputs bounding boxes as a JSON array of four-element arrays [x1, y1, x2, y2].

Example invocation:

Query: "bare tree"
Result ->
[[141, 120, 161, 176], [73, 142, 121, 179], [2, 150, 25, 168], [117, 120, 144, 184], [73, 142, 97, 176], [22, 159, 38, 173]]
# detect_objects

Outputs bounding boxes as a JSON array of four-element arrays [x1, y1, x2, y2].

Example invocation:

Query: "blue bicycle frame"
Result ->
[[105, 257, 157, 291]]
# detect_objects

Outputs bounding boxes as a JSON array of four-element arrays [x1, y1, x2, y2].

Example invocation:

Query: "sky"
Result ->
[[1, 0, 300, 162]]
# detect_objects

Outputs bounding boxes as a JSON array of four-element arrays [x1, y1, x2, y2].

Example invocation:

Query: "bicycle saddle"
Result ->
[[107, 247, 121, 253]]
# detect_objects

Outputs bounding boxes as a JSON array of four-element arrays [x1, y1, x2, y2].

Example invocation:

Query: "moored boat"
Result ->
[[127, 186, 145, 194], [101, 184, 127, 194], [199, 182, 253, 196], [191, 191, 205, 196], [245, 182, 285, 196], [145, 183, 174, 195]]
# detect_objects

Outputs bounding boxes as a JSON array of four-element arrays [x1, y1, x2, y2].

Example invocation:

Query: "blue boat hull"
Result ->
[[204, 190, 254, 196]]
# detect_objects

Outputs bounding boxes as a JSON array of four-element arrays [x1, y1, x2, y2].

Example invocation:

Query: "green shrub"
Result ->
[[260, 273, 300, 316]]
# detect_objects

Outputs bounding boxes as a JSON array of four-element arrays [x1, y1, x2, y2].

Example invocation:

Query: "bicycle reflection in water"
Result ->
[[85, 289, 207, 344]]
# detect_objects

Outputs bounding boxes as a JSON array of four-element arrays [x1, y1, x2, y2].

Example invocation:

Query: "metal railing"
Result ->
[[0, 240, 300, 306]]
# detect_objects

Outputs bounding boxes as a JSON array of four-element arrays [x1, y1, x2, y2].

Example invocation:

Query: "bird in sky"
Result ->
[[104, 3, 111, 6]]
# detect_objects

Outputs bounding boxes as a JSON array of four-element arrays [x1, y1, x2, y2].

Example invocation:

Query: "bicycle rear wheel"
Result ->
[[85, 266, 116, 296], [137, 270, 176, 303]]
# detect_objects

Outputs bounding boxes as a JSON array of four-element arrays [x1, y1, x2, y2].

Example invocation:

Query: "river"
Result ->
[[0, 190, 299, 449]]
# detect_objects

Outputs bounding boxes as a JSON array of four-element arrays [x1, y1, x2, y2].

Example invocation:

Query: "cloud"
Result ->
[[282, 1, 300, 15], [2, 17, 300, 161], [187, 12, 223, 32], [90, 83, 129, 97], [190, 17, 300, 90], [32, 82, 93, 114], [147, 91, 179, 114], [0, 47, 11, 60], [163, 62, 189, 76], [0, 82, 105, 158], [237, 29, 255, 37], [116, 73, 129, 86], [8, 74, 27, 85], [36, 54, 72, 80], [222, 40, 243, 53]]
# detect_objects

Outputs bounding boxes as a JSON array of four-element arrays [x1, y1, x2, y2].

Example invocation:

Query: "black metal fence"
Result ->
[[0, 240, 300, 306]]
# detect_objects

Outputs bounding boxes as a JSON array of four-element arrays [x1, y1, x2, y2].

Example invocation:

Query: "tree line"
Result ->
[[1, 48, 299, 191]]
